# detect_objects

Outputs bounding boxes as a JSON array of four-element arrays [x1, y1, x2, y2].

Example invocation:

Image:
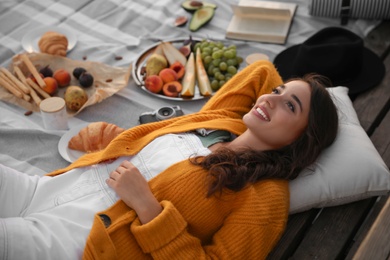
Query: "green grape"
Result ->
[[217, 73, 225, 81], [212, 67, 220, 76], [193, 43, 201, 52], [212, 58, 221, 67], [226, 58, 237, 66], [223, 50, 235, 59], [225, 75, 232, 82], [219, 62, 227, 71], [207, 64, 215, 76], [204, 55, 212, 65], [236, 56, 243, 64], [200, 41, 209, 49], [219, 80, 226, 88], [202, 47, 212, 55], [212, 50, 223, 59], [216, 42, 224, 49], [201, 52, 209, 60], [227, 65, 237, 75], [211, 79, 219, 91], [214, 71, 222, 79]]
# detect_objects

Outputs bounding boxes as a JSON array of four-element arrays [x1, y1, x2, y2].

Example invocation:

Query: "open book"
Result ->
[[226, 0, 297, 44]]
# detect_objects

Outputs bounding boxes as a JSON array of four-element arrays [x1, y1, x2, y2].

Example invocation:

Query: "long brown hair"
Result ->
[[192, 74, 339, 197]]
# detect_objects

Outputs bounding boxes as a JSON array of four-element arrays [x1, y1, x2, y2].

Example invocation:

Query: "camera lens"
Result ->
[[156, 107, 176, 120]]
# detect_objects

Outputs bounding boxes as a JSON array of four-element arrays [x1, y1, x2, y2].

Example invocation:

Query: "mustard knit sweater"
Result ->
[[48, 61, 289, 259]]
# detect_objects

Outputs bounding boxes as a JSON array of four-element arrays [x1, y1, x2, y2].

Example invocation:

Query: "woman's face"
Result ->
[[243, 80, 311, 150]]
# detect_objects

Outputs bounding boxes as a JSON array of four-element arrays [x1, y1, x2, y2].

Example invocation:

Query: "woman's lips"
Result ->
[[255, 106, 270, 121]]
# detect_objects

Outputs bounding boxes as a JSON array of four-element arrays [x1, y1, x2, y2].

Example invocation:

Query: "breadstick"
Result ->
[[0, 67, 30, 94], [21, 91, 31, 102], [26, 78, 51, 99], [27, 86, 41, 105], [1, 73, 31, 101], [20, 54, 46, 88], [0, 73, 23, 95], [0, 72, 30, 101], [14, 66, 42, 105], [13, 66, 29, 86], [0, 74, 23, 98]]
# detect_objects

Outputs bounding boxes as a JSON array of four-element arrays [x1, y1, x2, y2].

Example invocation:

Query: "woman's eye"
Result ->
[[287, 102, 295, 112], [272, 88, 280, 94]]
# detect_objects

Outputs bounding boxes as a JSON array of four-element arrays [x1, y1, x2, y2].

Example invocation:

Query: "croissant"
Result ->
[[38, 31, 68, 56], [68, 122, 125, 153]]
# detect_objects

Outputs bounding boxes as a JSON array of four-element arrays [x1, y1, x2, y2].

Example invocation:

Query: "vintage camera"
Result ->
[[139, 106, 184, 124]]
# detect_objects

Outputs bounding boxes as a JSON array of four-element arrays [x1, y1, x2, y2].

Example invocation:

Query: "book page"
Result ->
[[231, 4, 291, 20], [239, 0, 297, 15]]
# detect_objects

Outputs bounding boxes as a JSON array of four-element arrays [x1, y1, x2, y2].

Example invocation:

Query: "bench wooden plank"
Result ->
[[345, 196, 389, 259], [353, 21, 390, 135], [288, 199, 375, 259], [352, 195, 390, 259], [350, 99, 390, 259], [267, 210, 320, 259]]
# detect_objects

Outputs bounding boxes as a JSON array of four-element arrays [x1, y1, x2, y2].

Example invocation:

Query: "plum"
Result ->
[[73, 67, 87, 79], [79, 73, 94, 88]]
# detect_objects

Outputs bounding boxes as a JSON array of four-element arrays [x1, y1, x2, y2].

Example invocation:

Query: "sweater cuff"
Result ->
[[131, 200, 187, 253]]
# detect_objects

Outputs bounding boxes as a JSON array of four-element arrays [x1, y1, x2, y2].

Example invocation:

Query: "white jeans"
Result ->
[[0, 163, 118, 260]]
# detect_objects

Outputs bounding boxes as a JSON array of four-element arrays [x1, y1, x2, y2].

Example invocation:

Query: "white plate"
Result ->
[[22, 26, 77, 53], [58, 123, 88, 163]]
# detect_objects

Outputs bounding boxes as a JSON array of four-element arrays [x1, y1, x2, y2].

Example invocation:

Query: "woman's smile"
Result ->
[[254, 105, 270, 121]]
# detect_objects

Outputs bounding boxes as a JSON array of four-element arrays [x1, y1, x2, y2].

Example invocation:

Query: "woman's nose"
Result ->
[[263, 95, 278, 109]]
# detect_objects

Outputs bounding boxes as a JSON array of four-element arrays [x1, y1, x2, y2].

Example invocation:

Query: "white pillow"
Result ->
[[289, 86, 390, 214]]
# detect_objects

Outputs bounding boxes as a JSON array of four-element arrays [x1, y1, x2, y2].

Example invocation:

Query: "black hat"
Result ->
[[273, 27, 385, 95]]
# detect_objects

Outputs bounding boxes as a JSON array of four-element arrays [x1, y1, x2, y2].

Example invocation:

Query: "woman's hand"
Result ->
[[106, 160, 162, 224]]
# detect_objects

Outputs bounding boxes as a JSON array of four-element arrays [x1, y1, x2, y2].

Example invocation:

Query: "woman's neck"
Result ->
[[225, 130, 271, 151], [209, 130, 270, 152]]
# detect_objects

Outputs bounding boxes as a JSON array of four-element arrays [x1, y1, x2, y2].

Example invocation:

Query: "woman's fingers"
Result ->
[[109, 169, 121, 181]]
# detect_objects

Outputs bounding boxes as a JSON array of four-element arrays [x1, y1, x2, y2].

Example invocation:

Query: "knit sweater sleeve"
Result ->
[[200, 60, 283, 116], [130, 179, 289, 259]]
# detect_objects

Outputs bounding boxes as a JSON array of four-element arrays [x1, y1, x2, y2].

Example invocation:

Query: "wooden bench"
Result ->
[[268, 20, 390, 260]]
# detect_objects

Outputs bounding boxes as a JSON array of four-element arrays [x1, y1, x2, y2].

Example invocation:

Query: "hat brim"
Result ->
[[273, 45, 385, 95]]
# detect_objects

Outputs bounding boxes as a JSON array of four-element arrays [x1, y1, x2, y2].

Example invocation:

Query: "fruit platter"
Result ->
[[132, 36, 243, 101], [0, 52, 131, 115]]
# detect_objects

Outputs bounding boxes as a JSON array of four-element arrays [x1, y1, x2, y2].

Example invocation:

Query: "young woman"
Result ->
[[0, 60, 338, 260]]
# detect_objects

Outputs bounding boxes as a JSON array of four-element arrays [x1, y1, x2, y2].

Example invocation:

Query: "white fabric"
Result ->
[[0, 133, 209, 260], [106, 133, 211, 181], [289, 86, 390, 214]]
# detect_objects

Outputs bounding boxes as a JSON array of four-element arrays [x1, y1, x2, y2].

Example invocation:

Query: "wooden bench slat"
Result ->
[[345, 195, 389, 259], [352, 195, 390, 259], [267, 210, 320, 259], [353, 23, 390, 135], [289, 199, 375, 259], [350, 99, 390, 259]]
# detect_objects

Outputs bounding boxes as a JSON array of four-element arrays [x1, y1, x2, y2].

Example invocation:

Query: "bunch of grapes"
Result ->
[[193, 39, 243, 91]]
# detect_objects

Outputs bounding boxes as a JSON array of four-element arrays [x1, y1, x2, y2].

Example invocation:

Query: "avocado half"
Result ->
[[189, 6, 215, 31], [181, 1, 217, 13]]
